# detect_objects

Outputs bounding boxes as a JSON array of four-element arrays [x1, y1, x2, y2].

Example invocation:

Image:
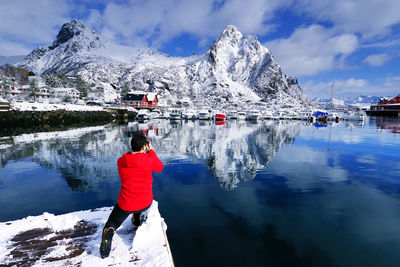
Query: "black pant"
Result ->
[[104, 203, 151, 230]]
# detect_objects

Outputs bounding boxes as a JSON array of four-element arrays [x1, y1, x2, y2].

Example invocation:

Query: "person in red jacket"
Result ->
[[100, 131, 164, 259]]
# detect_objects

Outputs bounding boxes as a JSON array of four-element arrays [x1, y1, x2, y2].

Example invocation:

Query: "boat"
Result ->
[[214, 111, 226, 121], [158, 109, 169, 119], [246, 110, 262, 120], [136, 109, 150, 120], [182, 109, 197, 120], [168, 108, 181, 120], [261, 110, 273, 120], [149, 109, 162, 119], [237, 111, 246, 120], [366, 95, 400, 117], [284, 110, 299, 120], [342, 110, 366, 121], [273, 111, 283, 120], [300, 111, 313, 121], [226, 110, 237, 120], [312, 111, 330, 123], [198, 108, 212, 120]]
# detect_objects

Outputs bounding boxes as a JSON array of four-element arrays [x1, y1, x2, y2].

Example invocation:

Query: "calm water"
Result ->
[[1, 117, 400, 266]]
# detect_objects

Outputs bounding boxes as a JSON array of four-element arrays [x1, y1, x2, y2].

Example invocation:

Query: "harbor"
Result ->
[[2, 117, 400, 266], [1, 2, 399, 265]]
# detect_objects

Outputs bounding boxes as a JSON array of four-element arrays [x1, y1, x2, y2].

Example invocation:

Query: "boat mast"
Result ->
[[331, 81, 335, 111]]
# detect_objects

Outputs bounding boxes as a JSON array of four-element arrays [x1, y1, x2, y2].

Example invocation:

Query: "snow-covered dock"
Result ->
[[0, 201, 174, 267]]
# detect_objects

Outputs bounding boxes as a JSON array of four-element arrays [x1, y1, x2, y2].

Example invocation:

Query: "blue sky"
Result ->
[[0, 0, 399, 98]]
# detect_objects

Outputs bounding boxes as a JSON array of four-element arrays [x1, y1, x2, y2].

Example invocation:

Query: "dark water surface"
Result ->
[[1, 117, 400, 266]]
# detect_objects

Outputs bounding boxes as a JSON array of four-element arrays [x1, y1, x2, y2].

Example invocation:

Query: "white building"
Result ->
[[53, 87, 80, 101], [86, 82, 119, 103]]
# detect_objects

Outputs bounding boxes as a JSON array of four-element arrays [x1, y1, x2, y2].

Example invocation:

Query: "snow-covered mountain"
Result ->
[[17, 20, 309, 109]]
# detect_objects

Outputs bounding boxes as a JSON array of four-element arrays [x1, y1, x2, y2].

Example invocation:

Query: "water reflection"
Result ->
[[143, 120, 303, 190], [1, 118, 389, 193], [2, 119, 400, 266], [1, 120, 303, 191], [371, 116, 400, 134]]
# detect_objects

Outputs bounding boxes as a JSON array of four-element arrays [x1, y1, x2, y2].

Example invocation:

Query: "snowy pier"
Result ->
[[0, 201, 174, 267]]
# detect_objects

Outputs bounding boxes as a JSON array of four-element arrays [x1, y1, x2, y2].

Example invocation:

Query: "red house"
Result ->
[[388, 95, 400, 104], [367, 94, 400, 116], [125, 92, 159, 108]]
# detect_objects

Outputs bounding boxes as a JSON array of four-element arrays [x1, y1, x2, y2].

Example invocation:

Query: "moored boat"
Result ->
[[246, 110, 262, 120], [182, 109, 197, 120], [237, 111, 246, 120], [312, 111, 330, 123], [226, 110, 237, 120], [168, 108, 181, 120], [261, 110, 273, 120], [198, 108, 212, 120], [149, 109, 162, 119], [300, 111, 313, 121], [136, 109, 150, 120], [214, 111, 226, 121], [342, 110, 366, 121]]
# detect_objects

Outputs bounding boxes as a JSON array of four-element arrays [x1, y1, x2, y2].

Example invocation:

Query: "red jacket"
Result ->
[[117, 150, 163, 211]]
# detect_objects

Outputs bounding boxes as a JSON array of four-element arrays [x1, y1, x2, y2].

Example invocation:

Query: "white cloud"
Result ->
[[363, 54, 391, 67], [384, 76, 400, 88], [264, 24, 359, 76], [302, 78, 368, 98], [0, 38, 31, 56], [0, 0, 71, 45], [296, 0, 400, 40], [302, 77, 400, 98], [337, 78, 369, 88], [84, 0, 289, 49]]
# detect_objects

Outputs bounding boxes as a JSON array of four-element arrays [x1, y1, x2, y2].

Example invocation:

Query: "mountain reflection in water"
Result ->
[[127, 120, 302, 190], [0, 120, 302, 192]]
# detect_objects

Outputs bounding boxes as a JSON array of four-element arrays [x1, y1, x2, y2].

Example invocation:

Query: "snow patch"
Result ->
[[0, 201, 173, 267]]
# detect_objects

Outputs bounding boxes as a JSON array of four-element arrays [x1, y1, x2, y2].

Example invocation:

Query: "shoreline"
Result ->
[[0, 109, 137, 134]]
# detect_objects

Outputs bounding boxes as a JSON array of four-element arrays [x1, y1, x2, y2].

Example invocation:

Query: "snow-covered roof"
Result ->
[[53, 87, 77, 92], [127, 90, 147, 95], [147, 93, 157, 101]]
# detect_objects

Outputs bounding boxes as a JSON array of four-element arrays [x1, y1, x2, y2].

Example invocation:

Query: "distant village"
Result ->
[[0, 70, 163, 109]]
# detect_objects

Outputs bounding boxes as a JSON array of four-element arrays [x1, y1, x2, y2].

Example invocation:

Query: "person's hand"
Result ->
[[146, 140, 152, 151]]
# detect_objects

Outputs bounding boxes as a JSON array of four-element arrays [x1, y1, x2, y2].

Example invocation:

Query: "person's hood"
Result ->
[[119, 152, 148, 168]]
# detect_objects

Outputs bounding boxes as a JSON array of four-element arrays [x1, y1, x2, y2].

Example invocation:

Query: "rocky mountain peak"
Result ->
[[16, 20, 309, 109], [52, 20, 93, 47], [220, 25, 242, 39], [206, 24, 268, 77]]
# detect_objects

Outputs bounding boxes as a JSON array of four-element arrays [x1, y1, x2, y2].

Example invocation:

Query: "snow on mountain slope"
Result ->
[[17, 20, 309, 109]]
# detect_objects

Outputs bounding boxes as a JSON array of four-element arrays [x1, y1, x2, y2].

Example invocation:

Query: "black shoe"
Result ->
[[131, 213, 142, 229], [100, 227, 115, 259]]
